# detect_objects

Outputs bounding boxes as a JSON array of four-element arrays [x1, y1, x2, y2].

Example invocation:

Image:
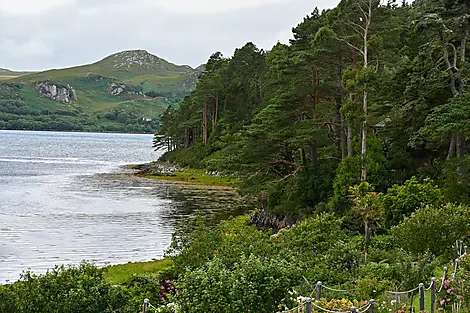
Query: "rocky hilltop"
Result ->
[[0, 50, 205, 132]]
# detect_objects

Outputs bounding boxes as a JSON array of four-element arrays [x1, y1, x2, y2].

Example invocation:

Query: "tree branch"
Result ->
[[271, 166, 305, 183], [348, 21, 366, 35], [356, 3, 369, 21], [335, 37, 365, 56]]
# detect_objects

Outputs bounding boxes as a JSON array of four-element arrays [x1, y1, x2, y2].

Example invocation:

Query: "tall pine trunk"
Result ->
[[203, 100, 208, 146]]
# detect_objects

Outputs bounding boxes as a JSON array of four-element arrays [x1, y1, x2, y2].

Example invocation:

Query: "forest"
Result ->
[[2, 0, 470, 312]]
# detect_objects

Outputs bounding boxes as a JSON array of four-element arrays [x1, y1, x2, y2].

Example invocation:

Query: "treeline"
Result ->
[[155, 0, 470, 214]]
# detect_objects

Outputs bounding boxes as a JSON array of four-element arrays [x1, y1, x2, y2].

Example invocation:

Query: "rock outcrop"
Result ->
[[250, 208, 300, 233], [108, 50, 169, 71], [35, 81, 77, 104], [106, 82, 145, 98]]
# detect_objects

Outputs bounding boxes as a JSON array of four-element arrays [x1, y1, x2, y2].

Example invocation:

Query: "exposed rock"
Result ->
[[35, 81, 76, 104], [126, 162, 180, 176], [106, 82, 145, 98], [250, 208, 300, 234], [84, 73, 108, 82], [107, 50, 169, 71]]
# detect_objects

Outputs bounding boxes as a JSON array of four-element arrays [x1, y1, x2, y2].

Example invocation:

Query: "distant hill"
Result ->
[[0, 68, 35, 81], [0, 50, 204, 133]]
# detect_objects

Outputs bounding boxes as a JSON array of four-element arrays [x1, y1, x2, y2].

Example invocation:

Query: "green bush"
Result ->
[[0, 262, 125, 313], [381, 176, 443, 228], [177, 254, 299, 313], [166, 214, 274, 274], [391, 203, 470, 256]]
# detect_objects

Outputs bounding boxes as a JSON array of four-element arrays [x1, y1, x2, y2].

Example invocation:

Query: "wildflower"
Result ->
[[440, 300, 445, 305]]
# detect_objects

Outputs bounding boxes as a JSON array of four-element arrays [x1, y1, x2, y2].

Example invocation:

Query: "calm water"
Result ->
[[0, 130, 245, 283]]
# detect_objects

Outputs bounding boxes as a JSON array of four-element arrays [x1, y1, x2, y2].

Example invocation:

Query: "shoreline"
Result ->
[[0, 129, 155, 135], [123, 161, 239, 188]]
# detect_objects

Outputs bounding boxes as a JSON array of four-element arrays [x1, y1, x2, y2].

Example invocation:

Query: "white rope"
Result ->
[[425, 281, 433, 291], [358, 303, 372, 313], [386, 285, 420, 295], [303, 276, 316, 298], [437, 275, 446, 293], [311, 301, 349, 313], [452, 260, 459, 278], [148, 302, 160, 312], [321, 284, 354, 293], [277, 302, 305, 313]]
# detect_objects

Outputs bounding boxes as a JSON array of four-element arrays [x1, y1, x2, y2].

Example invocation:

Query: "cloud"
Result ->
[[0, 0, 76, 15], [1, 38, 53, 59], [0, 0, 340, 71]]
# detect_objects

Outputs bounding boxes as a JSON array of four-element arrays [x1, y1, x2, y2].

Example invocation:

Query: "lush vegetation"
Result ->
[[149, 0, 470, 311], [0, 50, 202, 133], [3, 0, 470, 312]]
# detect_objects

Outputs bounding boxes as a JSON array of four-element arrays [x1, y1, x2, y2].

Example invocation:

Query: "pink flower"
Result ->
[[440, 300, 445, 305]]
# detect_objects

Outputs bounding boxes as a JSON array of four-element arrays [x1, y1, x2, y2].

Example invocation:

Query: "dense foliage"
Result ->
[[150, 0, 470, 312], [155, 0, 470, 215], [3, 0, 470, 312]]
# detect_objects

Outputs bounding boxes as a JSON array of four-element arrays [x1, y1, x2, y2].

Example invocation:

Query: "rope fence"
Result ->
[[142, 241, 467, 313]]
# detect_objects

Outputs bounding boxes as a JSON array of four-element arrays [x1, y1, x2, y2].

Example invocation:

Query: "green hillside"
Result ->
[[0, 68, 34, 81], [0, 50, 203, 133]]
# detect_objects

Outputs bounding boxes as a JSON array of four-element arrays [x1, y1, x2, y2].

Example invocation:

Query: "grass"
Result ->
[[104, 258, 173, 285], [0, 75, 20, 80], [146, 168, 240, 187]]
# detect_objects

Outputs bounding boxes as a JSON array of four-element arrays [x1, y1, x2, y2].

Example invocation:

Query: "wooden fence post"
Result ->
[[431, 277, 436, 313], [316, 281, 322, 301], [369, 299, 374, 313], [143, 298, 149, 313], [419, 283, 425, 312], [306, 298, 312, 313]]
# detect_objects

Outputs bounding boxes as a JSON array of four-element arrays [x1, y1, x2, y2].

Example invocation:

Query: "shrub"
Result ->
[[381, 176, 443, 228], [391, 204, 470, 256], [177, 254, 299, 313]]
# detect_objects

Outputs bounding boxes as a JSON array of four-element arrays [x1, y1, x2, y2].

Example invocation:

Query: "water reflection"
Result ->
[[0, 131, 248, 284]]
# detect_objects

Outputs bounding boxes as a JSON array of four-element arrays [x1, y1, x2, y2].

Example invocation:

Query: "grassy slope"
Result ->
[[16, 50, 194, 94], [0, 50, 201, 131], [104, 258, 172, 285], [0, 69, 34, 81]]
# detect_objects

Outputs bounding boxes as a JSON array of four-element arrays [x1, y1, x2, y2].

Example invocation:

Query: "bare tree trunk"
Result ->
[[347, 123, 353, 158], [184, 129, 189, 148], [361, 90, 368, 182], [203, 100, 208, 146], [448, 134, 457, 160], [365, 221, 371, 251], [300, 148, 306, 166], [311, 136, 318, 166], [457, 134, 466, 159], [341, 118, 347, 161], [214, 93, 219, 128], [361, 1, 371, 182]]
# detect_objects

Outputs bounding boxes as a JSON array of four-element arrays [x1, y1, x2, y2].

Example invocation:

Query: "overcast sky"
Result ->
[[0, 0, 341, 71]]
